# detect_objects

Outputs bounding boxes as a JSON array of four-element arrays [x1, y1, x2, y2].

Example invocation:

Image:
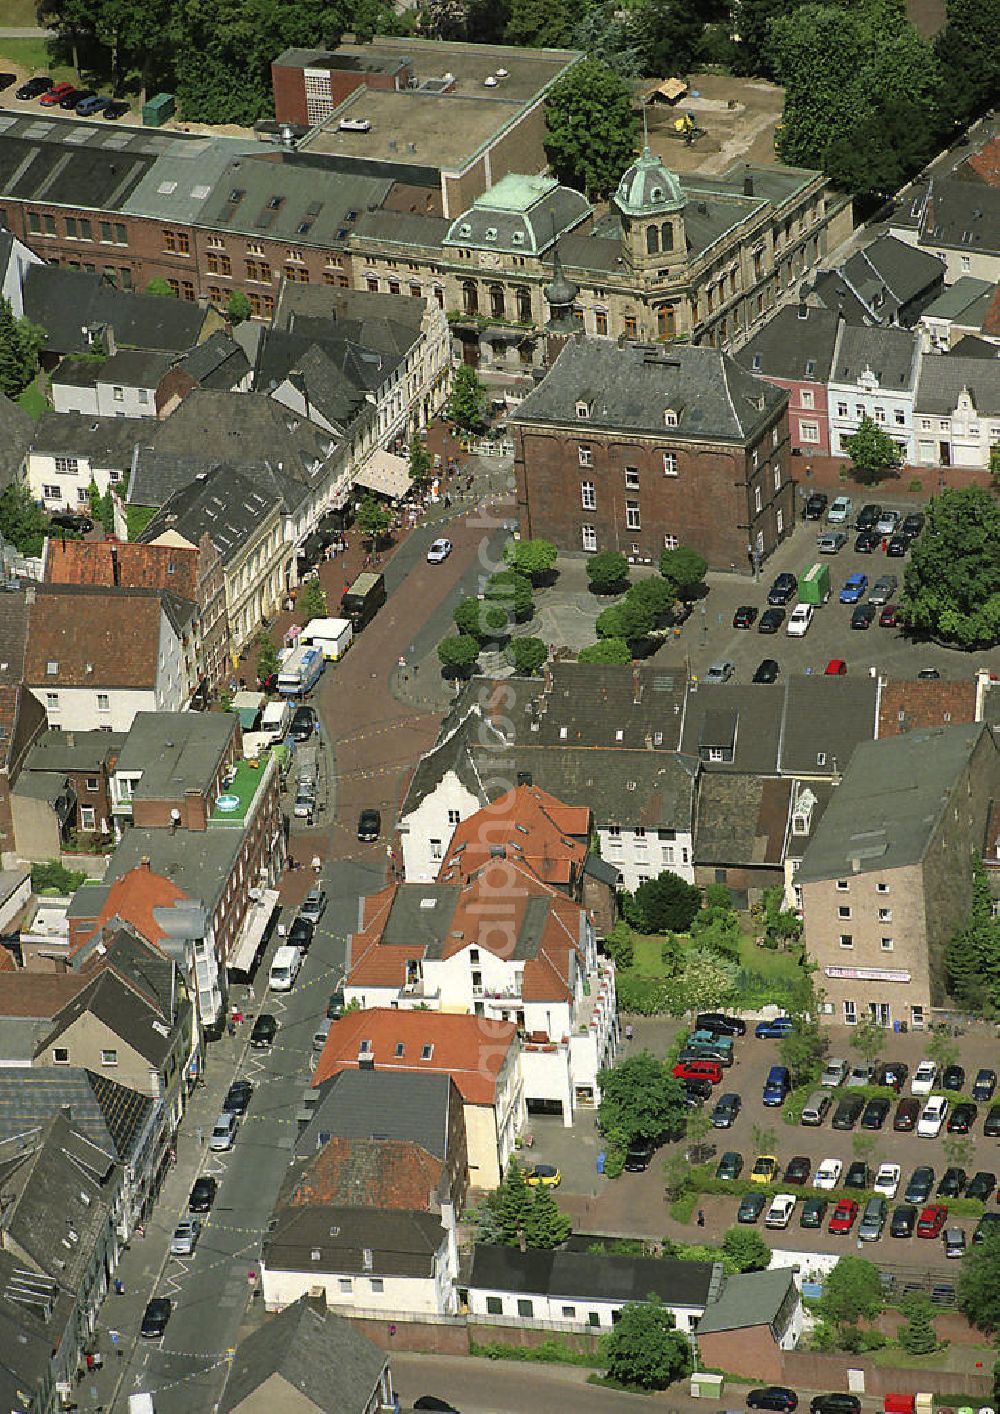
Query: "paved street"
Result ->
[[391, 1351, 680, 1412]]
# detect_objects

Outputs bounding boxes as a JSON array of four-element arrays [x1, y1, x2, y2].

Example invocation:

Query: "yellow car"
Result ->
[[525, 1164, 561, 1189], [749, 1155, 780, 1185]]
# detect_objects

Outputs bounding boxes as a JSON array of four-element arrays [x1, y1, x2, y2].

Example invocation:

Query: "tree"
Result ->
[[483, 570, 534, 621], [634, 0, 707, 74], [674, 949, 738, 1013], [779, 1012, 827, 1087], [544, 59, 638, 201], [586, 549, 630, 594], [497, 1158, 532, 1244], [256, 630, 280, 681], [604, 921, 634, 971], [934, 0, 1000, 129], [622, 871, 701, 934], [959, 1228, 1000, 1332], [570, 5, 642, 77], [842, 416, 903, 485], [819, 1255, 884, 1326], [597, 1050, 688, 1146], [40, 0, 173, 95], [408, 433, 432, 488], [721, 1225, 771, 1273], [900, 486, 1000, 650], [504, 537, 558, 584], [0, 297, 44, 399], [0, 480, 51, 556], [927, 1027, 959, 1072], [579, 638, 632, 664], [685, 1104, 713, 1164], [945, 857, 1000, 1014], [506, 637, 547, 675], [596, 604, 625, 639], [145, 277, 177, 297], [614, 593, 656, 644], [437, 634, 481, 676], [659, 545, 707, 598], [226, 290, 251, 325], [601, 1295, 692, 1389], [627, 576, 675, 621], [849, 1014, 885, 1067], [523, 1184, 572, 1248], [454, 596, 508, 642], [506, 0, 574, 47], [731, 0, 796, 77], [298, 576, 328, 620], [898, 1294, 938, 1355], [356, 494, 392, 548], [447, 363, 485, 431]]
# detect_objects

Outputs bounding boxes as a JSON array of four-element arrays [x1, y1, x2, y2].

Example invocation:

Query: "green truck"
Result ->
[[797, 562, 831, 605]]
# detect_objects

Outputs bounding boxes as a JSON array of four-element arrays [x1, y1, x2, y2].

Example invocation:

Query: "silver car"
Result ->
[[858, 1196, 887, 1242], [209, 1111, 238, 1151], [705, 661, 735, 684], [869, 574, 898, 606], [170, 1216, 202, 1256], [299, 888, 327, 925]]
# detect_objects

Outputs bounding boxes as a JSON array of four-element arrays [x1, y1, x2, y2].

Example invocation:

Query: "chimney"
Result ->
[[61, 1105, 72, 1122], [743, 164, 754, 197], [306, 1288, 327, 1315], [851, 856, 861, 873], [110, 542, 120, 587], [632, 668, 643, 704]]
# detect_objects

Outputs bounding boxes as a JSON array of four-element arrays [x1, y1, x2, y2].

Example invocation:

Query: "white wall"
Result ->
[[25, 451, 127, 508], [827, 372, 917, 463], [914, 393, 1000, 470], [33, 684, 159, 734], [2, 233, 43, 317], [95, 381, 157, 420], [399, 770, 482, 882], [598, 825, 694, 890], [261, 1243, 457, 1317], [468, 1282, 705, 1331]]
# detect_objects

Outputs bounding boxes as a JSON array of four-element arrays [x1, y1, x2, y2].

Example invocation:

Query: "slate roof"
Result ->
[[680, 684, 783, 773], [170, 330, 251, 390], [834, 234, 944, 324], [218, 1296, 387, 1414], [44, 536, 200, 598], [470, 1246, 718, 1308], [106, 825, 241, 917], [0, 393, 34, 491], [694, 775, 793, 866], [0, 1066, 153, 1162], [914, 352, 1000, 414], [95, 348, 173, 388], [24, 585, 173, 689], [734, 305, 840, 383], [263, 1204, 444, 1279], [27, 410, 142, 466], [949, 334, 1000, 358], [512, 338, 785, 443], [139, 464, 280, 564], [829, 323, 920, 389], [74, 924, 177, 1015], [23, 265, 208, 356], [296, 1069, 457, 1160], [37, 967, 181, 1068], [920, 176, 1000, 257], [0, 1246, 64, 1407], [400, 704, 495, 818], [696, 1266, 795, 1334], [920, 276, 994, 321], [283, 1136, 446, 1212], [253, 334, 371, 429], [21, 727, 124, 775], [797, 722, 993, 883], [273, 282, 428, 343]]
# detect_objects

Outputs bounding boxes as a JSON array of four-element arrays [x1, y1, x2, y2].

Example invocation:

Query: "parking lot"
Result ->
[[536, 1016, 1000, 1273], [680, 496, 980, 687]]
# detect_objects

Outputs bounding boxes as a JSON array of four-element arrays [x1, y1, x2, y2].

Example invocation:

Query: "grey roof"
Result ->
[[96, 348, 173, 388], [695, 775, 793, 866], [511, 338, 785, 443], [558, 230, 625, 276], [921, 176, 1000, 257], [139, 464, 281, 564], [171, 330, 251, 390], [470, 1246, 718, 1308], [22, 727, 125, 775], [253, 334, 372, 429], [350, 207, 453, 253], [0, 1066, 153, 1163], [915, 352, 1000, 414], [297, 1070, 457, 1159], [696, 1266, 795, 1334], [836, 234, 945, 324], [949, 334, 1000, 359], [263, 1205, 444, 1278], [114, 710, 235, 797], [23, 265, 207, 356], [0, 1246, 65, 1406], [0, 393, 35, 491], [37, 967, 187, 1069], [72, 925, 177, 1018], [400, 704, 495, 818], [108, 824, 242, 916], [797, 722, 992, 883], [218, 1296, 387, 1414], [444, 173, 590, 255], [11, 768, 71, 804], [920, 276, 994, 321], [680, 684, 784, 773], [778, 676, 879, 776], [27, 410, 143, 467], [830, 323, 920, 390], [274, 282, 427, 337], [734, 306, 840, 384]]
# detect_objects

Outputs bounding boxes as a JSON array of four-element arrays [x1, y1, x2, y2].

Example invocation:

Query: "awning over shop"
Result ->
[[354, 449, 410, 501], [227, 888, 280, 975]]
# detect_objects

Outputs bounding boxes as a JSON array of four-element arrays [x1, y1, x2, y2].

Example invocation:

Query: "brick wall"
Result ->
[[698, 1326, 784, 1383], [792, 456, 993, 500], [776, 1349, 992, 1400], [271, 63, 308, 126]]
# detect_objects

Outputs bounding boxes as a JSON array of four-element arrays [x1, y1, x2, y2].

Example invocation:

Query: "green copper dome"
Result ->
[[615, 146, 684, 216]]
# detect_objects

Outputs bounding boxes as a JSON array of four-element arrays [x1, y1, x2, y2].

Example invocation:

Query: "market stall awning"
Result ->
[[354, 449, 410, 501], [226, 888, 280, 975]]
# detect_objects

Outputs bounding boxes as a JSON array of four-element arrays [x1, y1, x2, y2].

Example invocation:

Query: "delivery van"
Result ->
[[269, 945, 302, 992]]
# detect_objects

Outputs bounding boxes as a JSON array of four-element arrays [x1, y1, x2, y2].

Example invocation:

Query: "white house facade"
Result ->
[[827, 324, 920, 463]]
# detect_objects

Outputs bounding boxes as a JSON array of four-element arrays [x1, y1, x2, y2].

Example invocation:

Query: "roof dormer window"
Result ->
[[512, 231, 524, 245], [485, 227, 497, 241], [663, 408, 678, 427], [459, 223, 472, 238], [575, 400, 591, 419]]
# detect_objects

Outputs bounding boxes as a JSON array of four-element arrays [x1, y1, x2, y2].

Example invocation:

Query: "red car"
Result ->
[[672, 1059, 723, 1086], [879, 604, 899, 627], [39, 81, 75, 106], [917, 1204, 948, 1238], [824, 658, 847, 676], [828, 1198, 859, 1234], [733, 605, 758, 629]]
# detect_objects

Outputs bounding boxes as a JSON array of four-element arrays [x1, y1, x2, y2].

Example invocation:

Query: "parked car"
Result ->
[[624, 1140, 655, 1172], [890, 1204, 917, 1238], [711, 1093, 742, 1128], [832, 1094, 864, 1130], [758, 608, 786, 634], [426, 537, 453, 564], [859, 1196, 887, 1242], [813, 1158, 843, 1190], [170, 1217, 202, 1256], [827, 495, 853, 523], [16, 76, 53, 100], [222, 1080, 253, 1115], [800, 1198, 828, 1229], [103, 99, 129, 119], [944, 1226, 966, 1259], [902, 511, 925, 538], [828, 1197, 859, 1234], [733, 605, 758, 629], [851, 603, 876, 629], [288, 916, 314, 953], [77, 93, 112, 116], [861, 1097, 890, 1130], [879, 604, 900, 627], [299, 888, 327, 925], [821, 1058, 849, 1087], [854, 529, 879, 553], [705, 660, 735, 684], [765, 1194, 797, 1229], [800, 1091, 832, 1126], [290, 706, 317, 741], [210, 1111, 238, 1151], [937, 1167, 967, 1198], [685, 1077, 712, 1104], [250, 1013, 278, 1048], [753, 658, 780, 683], [326, 989, 345, 1020], [696, 1013, 747, 1037], [140, 1297, 172, 1338], [737, 1191, 766, 1223], [874, 1163, 901, 1198], [755, 1016, 793, 1039], [525, 1164, 561, 1188], [917, 1096, 949, 1138], [810, 1392, 861, 1412], [767, 573, 797, 606], [911, 1060, 939, 1095], [786, 603, 814, 637], [972, 1068, 997, 1101], [886, 535, 909, 557], [986, 1105, 1000, 1137], [49, 511, 94, 533], [188, 1176, 217, 1213], [941, 1064, 966, 1092], [672, 1059, 723, 1085], [856, 503, 882, 531], [917, 1203, 948, 1238], [869, 574, 898, 605], [839, 573, 868, 604], [947, 1102, 977, 1134], [903, 1166, 935, 1204], [967, 1171, 996, 1202], [845, 1063, 875, 1088], [747, 1389, 798, 1412], [40, 81, 76, 106], [875, 509, 900, 536], [59, 87, 90, 109], [357, 808, 381, 841], [844, 1160, 870, 1190], [817, 531, 848, 554], [877, 1061, 908, 1092], [803, 493, 828, 520], [749, 1155, 781, 1184], [312, 1017, 332, 1052], [783, 1155, 812, 1186], [715, 1150, 744, 1181], [893, 1097, 920, 1131], [824, 658, 847, 675]]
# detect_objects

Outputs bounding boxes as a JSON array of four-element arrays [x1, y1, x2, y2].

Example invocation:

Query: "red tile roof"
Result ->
[[967, 137, 1000, 188], [878, 679, 978, 738], [45, 538, 199, 601], [436, 784, 590, 888], [25, 587, 169, 689], [0, 973, 88, 1017], [284, 1137, 444, 1211], [982, 286, 1000, 339], [312, 1008, 517, 1106], [71, 862, 189, 951]]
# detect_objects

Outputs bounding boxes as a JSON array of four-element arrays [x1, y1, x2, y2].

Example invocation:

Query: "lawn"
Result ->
[[620, 920, 807, 1010], [0, 0, 46, 27], [0, 37, 74, 83], [17, 380, 48, 419]]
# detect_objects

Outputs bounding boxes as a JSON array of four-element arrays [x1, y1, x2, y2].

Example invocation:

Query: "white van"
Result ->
[[129, 1397, 155, 1414], [269, 945, 302, 992], [261, 699, 291, 744]]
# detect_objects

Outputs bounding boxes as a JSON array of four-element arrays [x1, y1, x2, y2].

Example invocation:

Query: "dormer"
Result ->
[[663, 407, 678, 427], [575, 399, 592, 419]]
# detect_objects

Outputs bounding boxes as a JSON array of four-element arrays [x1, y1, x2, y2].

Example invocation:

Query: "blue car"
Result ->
[[76, 94, 112, 117], [839, 573, 868, 604], [755, 1016, 794, 1039]]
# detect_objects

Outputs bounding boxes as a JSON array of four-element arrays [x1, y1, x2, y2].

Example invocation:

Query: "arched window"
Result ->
[[462, 280, 478, 316], [490, 285, 506, 320], [661, 221, 674, 252], [646, 224, 659, 255], [657, 305, 676, 339]]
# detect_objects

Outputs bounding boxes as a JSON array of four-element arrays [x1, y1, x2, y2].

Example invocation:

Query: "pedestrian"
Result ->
[[114, 1278, 125, 1296], [697, 1209, 706, 1228], [109, 1329, 121, 1358], [227, 1017, 236, 1038], [398, 654, 406, 673], [625, 1023, 633, 1042], [312, 855, 322, 876], [196, 1126, 203, 1147]]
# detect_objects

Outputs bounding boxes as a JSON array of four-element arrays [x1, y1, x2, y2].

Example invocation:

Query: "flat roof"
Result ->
[[115, 711, 235, 799]]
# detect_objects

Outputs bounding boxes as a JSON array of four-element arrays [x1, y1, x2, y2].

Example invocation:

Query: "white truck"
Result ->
[[301, 616, 353, 661], [260, 699, 291, 743], [277, 644, 325, 697]]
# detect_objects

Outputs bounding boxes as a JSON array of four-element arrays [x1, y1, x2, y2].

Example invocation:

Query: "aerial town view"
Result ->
[[0, 0, 997, 1410]]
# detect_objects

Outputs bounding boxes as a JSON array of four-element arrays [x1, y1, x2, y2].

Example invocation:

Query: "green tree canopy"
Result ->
[[898, 1294, 938, 1355], [506, 0, 574, 46], [579, 638, 632, 664], [721, 1225, 771, 1272], [849, 1014, 885, 1066], [437, 634, 481, 675], [544, 59, 638, 201], [819, 1255, 884, 1326], [504, 537, 558, 584], [226, 290, 252, 325], [674, 948, 738, 1012], [627, 576, 675, 619], [0, 297, 45, 400], [447, 363, 486, 431], [899, 486, 1000, 649], [597, 1049, 687, 1145], [842, 415, 903, 484], [497, 1157, 532, 1244], [586, 549, 630, 593], [934, 0, 1000, 129], [484, 569, 534, 621], [0, 480, 52, 557], [960, 1229, 1000, 1331], [522, 1184, 572, 1248], [145, 277, 177, 297], [623, 871, 702, 934], [945, 857, 1000, 1014], [356, 494, 392, 546], [506, 636, 548, 675], [408, 434, 432, 487], [454, 596, 509, 642], [570, 5, 642, 77], [731, 0, 797, 76], [777, 1009, 826, 1086], [633, 0, 706, 75], [298, 577, 328, 621], [256, 630, 281, 681], [601, 1295, 692, 1389], [660, 545, 707, 597]]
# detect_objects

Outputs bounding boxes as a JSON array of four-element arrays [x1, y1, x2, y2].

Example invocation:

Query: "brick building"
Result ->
[[11, 727, 124, 860], [0, 588, 46, 869], [510, 336, 792, 570]]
